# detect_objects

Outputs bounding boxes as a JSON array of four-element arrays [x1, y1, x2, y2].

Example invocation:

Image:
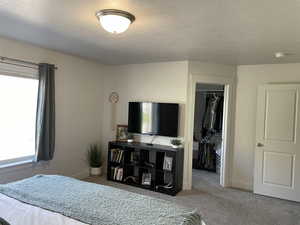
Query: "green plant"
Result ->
[[87, 144, 102, 167], [170, 139, 182, 146]]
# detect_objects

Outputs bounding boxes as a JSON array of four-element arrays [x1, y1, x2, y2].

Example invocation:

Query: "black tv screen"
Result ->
[[128, 102, 179, 137]]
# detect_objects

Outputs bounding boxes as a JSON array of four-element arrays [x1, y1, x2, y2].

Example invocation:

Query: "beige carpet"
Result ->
[[84, 170, 300, 225]]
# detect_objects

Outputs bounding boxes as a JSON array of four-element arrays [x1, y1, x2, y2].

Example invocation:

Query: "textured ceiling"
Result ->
[[0, 0, 300, 65]]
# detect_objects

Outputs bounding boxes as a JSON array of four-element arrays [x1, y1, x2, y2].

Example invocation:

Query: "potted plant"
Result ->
[[170, 139, 182, 148], [87, 144, 103, 176]]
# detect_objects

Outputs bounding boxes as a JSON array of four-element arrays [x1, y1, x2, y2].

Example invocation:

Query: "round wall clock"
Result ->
[[109, 92, 119, 103]]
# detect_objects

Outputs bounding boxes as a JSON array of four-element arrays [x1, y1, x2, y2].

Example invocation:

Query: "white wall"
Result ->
[[0, 37, 108, 183], [232, 63, 300, 190]]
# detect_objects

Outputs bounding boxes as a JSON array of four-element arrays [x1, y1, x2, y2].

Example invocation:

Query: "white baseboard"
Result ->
[[231, 180, 253, 191], [182, 182, 190, 190]]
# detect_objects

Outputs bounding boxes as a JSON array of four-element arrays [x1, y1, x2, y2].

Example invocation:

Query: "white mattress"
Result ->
[[0, 193, 86, 225]]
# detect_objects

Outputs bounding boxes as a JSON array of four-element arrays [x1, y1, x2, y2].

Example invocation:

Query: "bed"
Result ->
[[0, 175, 204, 225], [0, 193, 84, 225]]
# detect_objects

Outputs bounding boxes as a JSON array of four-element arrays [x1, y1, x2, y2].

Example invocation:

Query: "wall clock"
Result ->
[[109, 92, 119, 103]]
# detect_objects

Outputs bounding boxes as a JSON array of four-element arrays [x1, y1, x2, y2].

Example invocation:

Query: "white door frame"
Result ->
[[183, 73, 236, 189]]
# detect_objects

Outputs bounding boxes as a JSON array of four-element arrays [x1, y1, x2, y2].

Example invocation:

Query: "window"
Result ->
[[0, 64, 38, 166]]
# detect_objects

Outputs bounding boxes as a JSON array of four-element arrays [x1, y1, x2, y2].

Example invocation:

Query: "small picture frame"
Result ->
[[142, 173, 152, 185], [116, 125, 128, 141], [163, 156, 173, 171]]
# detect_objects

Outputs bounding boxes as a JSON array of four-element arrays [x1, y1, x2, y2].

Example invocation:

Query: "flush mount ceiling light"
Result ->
[[95, 9, 135, 34], [275, 52, 293, 58]]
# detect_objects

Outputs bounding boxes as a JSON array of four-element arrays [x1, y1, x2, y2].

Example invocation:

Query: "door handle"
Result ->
[[257, 143, 264, 147]]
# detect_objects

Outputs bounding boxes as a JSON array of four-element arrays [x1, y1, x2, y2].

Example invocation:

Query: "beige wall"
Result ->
[[102, 61, 189, 153], [188, 61, 237, 77], [0, 37, 108, 183], [3, 36, 297, 192], [101, 61, 236, 147], [0, 37, 238, 189], [101, 61, 237, 189], [232, 63, 300, 190], [99, 61, 300, 191]]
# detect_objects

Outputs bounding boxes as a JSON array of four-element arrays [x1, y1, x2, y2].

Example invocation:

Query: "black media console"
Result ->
[[107, 141, 184, 196]]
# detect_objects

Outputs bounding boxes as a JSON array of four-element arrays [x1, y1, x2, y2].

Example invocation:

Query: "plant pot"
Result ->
[[90, 166, 102, 176]]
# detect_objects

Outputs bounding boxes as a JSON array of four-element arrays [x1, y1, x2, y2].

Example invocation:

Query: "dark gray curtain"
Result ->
[[35, 63, 55, 161]]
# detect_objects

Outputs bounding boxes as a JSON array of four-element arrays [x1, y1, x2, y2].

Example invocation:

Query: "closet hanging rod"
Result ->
[[197, 90, 224, 92], [0, 56, 58, 69]]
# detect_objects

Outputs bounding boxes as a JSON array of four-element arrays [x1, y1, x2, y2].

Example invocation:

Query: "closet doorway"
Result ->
[[192, 83, 225, 187]]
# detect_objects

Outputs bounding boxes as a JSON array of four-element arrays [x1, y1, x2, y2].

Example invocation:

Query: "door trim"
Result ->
[[183, 74, 236, 189]]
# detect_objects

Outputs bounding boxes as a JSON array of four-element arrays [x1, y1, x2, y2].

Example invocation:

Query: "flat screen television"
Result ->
[[128, 102, 179, 137]]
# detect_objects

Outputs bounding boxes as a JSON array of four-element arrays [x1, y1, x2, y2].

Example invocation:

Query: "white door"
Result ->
[[254, 84, 300, 202]]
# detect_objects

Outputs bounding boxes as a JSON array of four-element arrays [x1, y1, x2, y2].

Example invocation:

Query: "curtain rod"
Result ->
[[0, 56, 58, 69]]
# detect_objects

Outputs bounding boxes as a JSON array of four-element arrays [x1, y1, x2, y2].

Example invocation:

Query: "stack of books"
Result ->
[[110, 167, 123, 181], [110, 149, 124, 163]]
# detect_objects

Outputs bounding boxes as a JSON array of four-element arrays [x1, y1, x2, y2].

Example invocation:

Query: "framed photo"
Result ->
[[116, 125, 128, 141], [163, 156, 173, 171], [142, 173, 152, 185]]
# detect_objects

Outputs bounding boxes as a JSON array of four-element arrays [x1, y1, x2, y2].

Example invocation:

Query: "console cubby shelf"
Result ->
[[107, 141, 184, 196]]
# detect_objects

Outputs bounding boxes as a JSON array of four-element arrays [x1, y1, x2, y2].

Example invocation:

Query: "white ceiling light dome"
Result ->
[[96, 9, 135, 34], [274, 52, 294, 58]]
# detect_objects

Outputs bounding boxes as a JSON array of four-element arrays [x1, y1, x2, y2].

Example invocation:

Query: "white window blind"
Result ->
[[0, 63, 38, 79]]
